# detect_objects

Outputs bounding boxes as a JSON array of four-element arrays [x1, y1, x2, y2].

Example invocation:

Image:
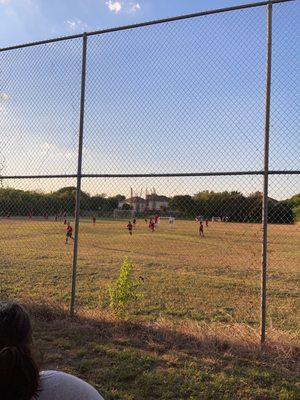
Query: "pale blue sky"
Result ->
[[0, 0, 299, 199], [0, 0, 291, 47]]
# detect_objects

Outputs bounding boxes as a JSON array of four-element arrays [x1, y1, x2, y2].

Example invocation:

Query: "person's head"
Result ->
[[0, 301, 39, 400]]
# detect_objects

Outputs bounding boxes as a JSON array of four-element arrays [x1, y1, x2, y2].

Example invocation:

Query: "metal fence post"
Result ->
[[260, 2, 273, 345], [70, 33, 88, 317]]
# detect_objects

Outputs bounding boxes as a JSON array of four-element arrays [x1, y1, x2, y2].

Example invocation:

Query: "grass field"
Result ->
[[1, 218, 299, 399]]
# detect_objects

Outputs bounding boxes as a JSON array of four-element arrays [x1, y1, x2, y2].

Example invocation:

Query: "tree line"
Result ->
[[169, 191, 295, 224], [0, 187, 297, 224], [0, 187, 125, 217]]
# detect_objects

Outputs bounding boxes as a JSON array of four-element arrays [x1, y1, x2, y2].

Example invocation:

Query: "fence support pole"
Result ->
[[70, 33, 88, 317], [260, 2, 273, 345]]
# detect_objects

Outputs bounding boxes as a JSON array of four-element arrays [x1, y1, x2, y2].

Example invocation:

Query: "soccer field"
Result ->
[[1, 218, 299, 334], [1, 218, 299, 398]]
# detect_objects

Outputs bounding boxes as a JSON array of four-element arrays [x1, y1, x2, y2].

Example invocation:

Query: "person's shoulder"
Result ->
[[39, 370, 104, 400]]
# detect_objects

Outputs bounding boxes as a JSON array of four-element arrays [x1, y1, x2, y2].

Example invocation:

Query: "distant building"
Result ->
[[118, 196, 147, 213], [146, 194, 169, 211], [118, 193, 170, 213]]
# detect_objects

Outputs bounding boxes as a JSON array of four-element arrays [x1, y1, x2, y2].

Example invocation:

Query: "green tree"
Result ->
[[169, 195, 197, 218]]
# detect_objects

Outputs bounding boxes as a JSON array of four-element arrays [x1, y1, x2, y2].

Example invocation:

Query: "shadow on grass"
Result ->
[[28, 301, 299, 400]]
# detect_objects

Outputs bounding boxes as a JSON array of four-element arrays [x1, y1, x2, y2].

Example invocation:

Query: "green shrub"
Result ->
[[108, 258, 142, 318]]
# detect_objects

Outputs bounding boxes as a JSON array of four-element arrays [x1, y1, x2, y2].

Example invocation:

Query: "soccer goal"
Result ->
[[212, 216, 222, 222], [113, 209, 135, 220]]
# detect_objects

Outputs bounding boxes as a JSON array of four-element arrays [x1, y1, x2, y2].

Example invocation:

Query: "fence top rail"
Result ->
[[0, 170, 299, 180], [0, 0, 294, 52]]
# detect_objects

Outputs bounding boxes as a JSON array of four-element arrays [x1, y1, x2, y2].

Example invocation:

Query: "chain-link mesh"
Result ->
[[84, 7, 266, 175], [0, 1, 299, 340], [0, 39, 82, 177]]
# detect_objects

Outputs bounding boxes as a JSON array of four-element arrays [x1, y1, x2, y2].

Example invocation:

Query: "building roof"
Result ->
[[146, 194, 169, 201], [124, 196, 147, 203]]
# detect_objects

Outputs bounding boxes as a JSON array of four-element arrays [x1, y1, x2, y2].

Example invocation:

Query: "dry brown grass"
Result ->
[[2, 220, 299, 398], [27, 301, 300, 376], [1, 219, 299, 335]]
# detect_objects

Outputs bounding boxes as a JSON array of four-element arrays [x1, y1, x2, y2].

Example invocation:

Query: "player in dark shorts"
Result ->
[[92, 216, 96, 225], [127, 221, 133, 235], [205, 219, 209, 227], [199, 221, 204, 237], [65, 222, 74, 244]]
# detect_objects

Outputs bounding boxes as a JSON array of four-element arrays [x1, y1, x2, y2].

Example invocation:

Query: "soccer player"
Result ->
[[132, 218, 136, 227], [199, 221, 204, 237], [149, 218, 155, 232], [92, 216, 96, 225], [127, 220, 133, 235], [65, 222, 74, 244], [205, 219, 209, 227]]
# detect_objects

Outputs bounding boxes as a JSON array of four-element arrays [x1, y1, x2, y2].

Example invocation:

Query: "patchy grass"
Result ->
[[0, 219, 299, 398], [29, 303, 299, 400], [1, 219, 299, 332]]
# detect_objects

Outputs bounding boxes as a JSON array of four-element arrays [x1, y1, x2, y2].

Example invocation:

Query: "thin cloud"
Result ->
[[0, 92, 9, 112], [0, 0, 35, 6], [40, 142, 88, 161], [106, 1, 122, 13], [0, 92, 9, 102], [65, 18, 88, 32], [40, 143, 56, 154], [130, 2, 140, 12], [1, 1, 39, 18]]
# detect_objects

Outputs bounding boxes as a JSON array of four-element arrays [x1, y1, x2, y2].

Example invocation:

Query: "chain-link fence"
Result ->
[[0, 0, 299, 343]]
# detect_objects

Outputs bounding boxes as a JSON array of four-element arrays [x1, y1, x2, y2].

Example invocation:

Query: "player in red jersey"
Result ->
[[65, 222, 74, 244], [127, 220, 133, 235], [132, 218, 137, 227], [149, 218, 155, 232], [205, 219, 209, 227], [92, 216, 96, 225]]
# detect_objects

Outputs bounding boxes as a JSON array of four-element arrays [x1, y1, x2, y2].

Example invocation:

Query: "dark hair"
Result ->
[[0, 302, 39, 400]]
